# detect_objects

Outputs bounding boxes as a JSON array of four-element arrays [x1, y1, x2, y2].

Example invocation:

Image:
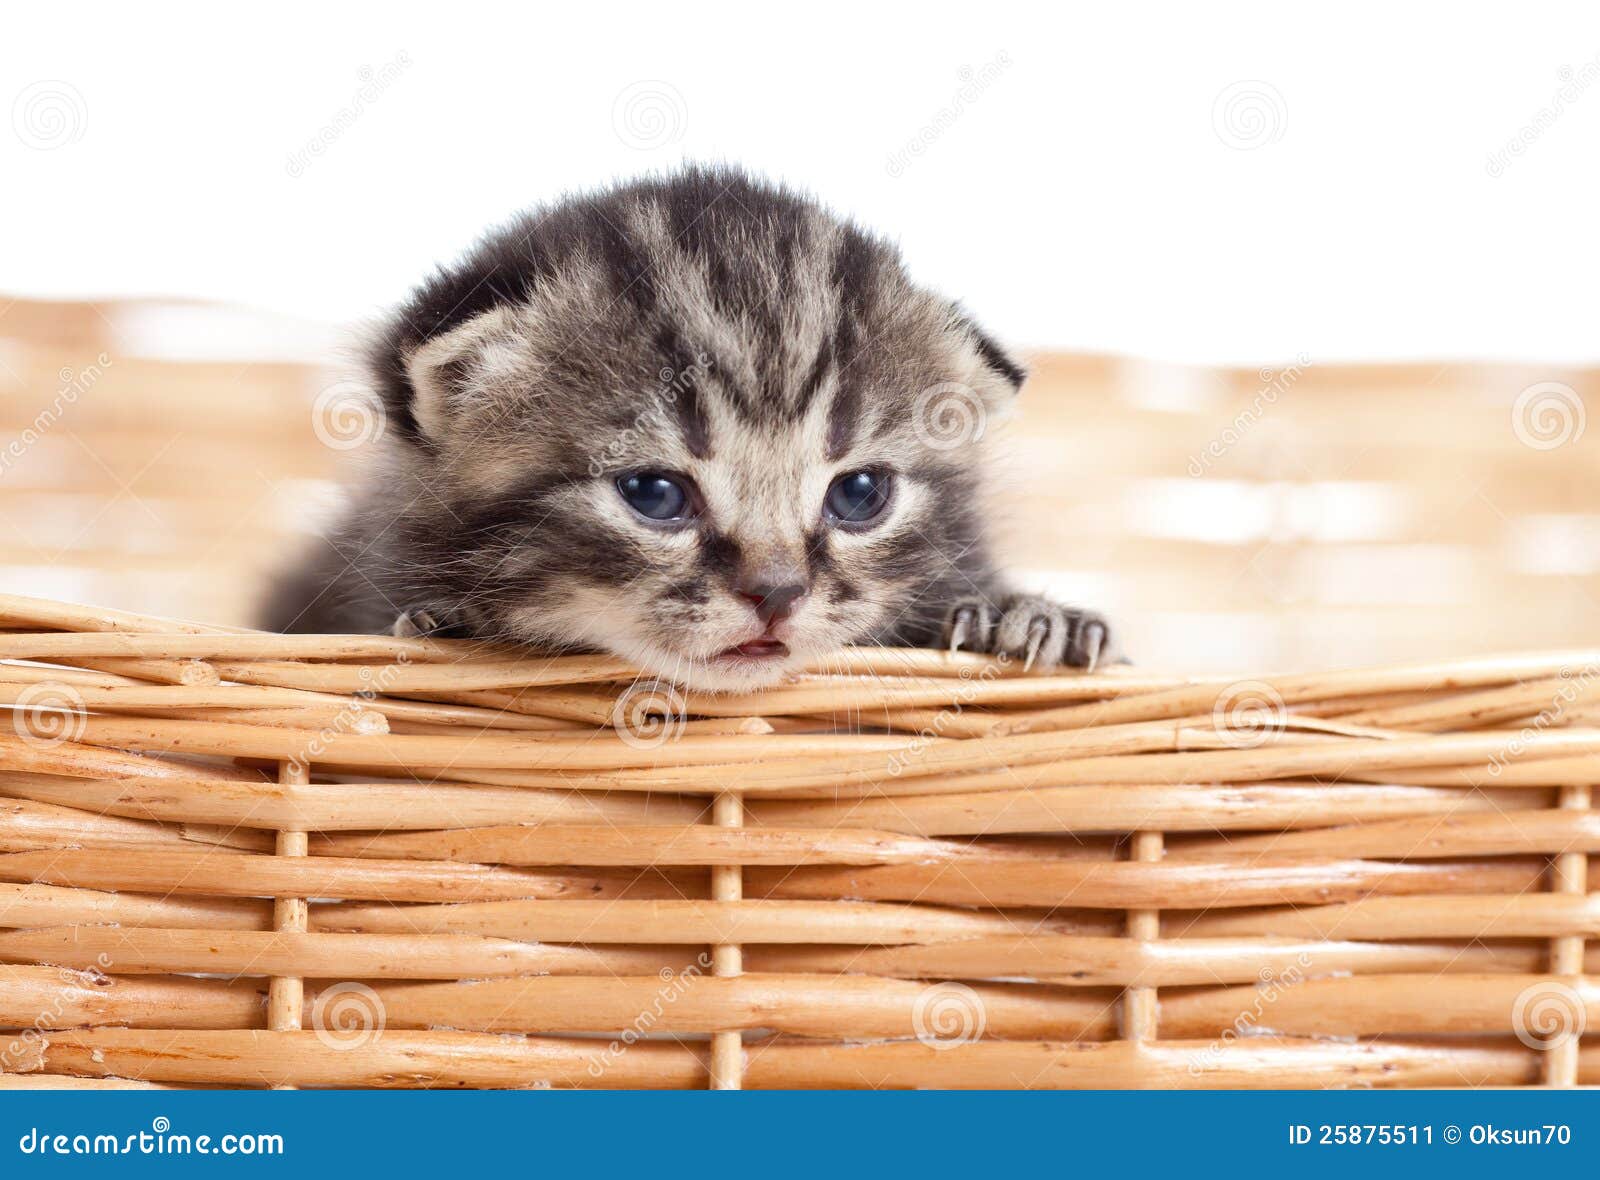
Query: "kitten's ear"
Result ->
[[951, 307, 1027, 395], [402, 306, 528, 443]]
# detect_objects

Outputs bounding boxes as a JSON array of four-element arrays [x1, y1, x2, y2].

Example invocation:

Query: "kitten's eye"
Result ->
[[617, 472, 693, 522], [825, 470, 892, 526]]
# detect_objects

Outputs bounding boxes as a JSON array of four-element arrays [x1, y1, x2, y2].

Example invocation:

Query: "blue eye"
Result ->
[[617, 472, 693, 522], [825, 470, 892, 525]]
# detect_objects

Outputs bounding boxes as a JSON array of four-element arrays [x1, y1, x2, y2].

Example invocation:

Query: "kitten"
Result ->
[[263, 166, 1115, 691]]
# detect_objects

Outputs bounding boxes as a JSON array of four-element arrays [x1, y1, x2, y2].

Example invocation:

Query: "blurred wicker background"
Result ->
[[1, 295, 1596, 670]]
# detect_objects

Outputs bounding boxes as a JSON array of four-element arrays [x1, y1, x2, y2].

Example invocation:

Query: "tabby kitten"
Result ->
[[263, 166, 1115, 690]]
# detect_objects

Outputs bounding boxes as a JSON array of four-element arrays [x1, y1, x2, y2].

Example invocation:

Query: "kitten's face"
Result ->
[[505, 382, 941, 691], [372, 173, 1020, 690]]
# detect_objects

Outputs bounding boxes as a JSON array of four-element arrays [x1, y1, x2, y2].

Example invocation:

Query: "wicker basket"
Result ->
[[0, 594, 1594, 1089]]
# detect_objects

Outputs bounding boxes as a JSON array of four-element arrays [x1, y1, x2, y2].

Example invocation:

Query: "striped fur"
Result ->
[[263, 166, 1110, 688]]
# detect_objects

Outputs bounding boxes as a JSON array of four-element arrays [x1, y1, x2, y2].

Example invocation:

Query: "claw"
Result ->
[[1081, 622, 1105, 673], [1022, 618, 1048, 672], [948, 609, 973, 656], [392, 607, 441, 639]]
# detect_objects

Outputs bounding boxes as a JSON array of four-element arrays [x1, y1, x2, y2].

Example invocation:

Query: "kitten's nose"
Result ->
[[735, 579, 809, 626]]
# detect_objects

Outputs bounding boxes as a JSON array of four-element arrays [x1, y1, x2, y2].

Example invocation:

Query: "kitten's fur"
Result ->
[[263, 166, 1114, 690]]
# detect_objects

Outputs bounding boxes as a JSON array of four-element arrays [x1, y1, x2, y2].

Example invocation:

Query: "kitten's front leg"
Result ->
[[942, 592, 1116, 671]]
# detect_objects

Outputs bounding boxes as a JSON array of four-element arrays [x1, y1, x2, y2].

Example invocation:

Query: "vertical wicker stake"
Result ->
[[266, 759, 310, 1090], [708, 790, 745, 1090], [1543, 783, 1590, 1087], [1121, 830, 1164, 1043]]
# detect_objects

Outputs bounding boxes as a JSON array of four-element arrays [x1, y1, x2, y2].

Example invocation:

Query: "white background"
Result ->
[[4, 0, 1599, 364]]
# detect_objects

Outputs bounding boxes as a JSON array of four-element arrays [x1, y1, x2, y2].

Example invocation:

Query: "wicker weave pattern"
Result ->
[[0, 595, 1595, 1089]]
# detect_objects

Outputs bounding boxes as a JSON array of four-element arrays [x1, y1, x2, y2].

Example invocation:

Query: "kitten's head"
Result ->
[[367, 167, 1023, 690]]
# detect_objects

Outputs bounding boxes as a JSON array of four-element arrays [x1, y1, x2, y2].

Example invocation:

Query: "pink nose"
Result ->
[[735, 581, 808, 626]]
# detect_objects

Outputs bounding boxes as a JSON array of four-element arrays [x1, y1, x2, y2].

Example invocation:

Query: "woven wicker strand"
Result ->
[[1545, 783, 1591, 1086], [710, 792, 745, 1090], [267, 759, 309, 1090], [0, 593, 1595, 1089]]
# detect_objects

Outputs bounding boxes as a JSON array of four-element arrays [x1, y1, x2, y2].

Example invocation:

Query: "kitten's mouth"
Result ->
[[716, 637, 791, 661]]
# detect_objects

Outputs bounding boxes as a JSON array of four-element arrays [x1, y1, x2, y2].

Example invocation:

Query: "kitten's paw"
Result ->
[[942, 594, 1115, 671], [391, 605, 467, 639]]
